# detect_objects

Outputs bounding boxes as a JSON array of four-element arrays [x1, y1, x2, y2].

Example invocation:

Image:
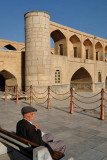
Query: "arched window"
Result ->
[[96, 52, 98, 60], [74, 47, 77, 57], [95, 42, 103, 61], [59, 44, 63, 55], [86, 50, 88, 59], [55, 70, 61, 83], [83, 39, 93, 60], [50, 29, 67, 56], [70, 35, 81, 58]]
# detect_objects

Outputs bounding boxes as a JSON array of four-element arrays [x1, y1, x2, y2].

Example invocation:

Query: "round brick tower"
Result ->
[[24, 11, 51, 87]]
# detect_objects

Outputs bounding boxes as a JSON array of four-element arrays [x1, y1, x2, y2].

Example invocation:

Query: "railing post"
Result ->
[[5, 85, 7, 101], [70, 88, 73, 114], [16, 85, 18, 103], [30, 85, 33, 105], [100, 88, 105, 120], [47, 86, 50, 109]]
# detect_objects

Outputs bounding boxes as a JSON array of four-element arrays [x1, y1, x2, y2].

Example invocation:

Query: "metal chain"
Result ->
[[73, 102, 100, 110], [50, 88, 70, 95], [32, 89, 48, 95], [73, 96, 101, 104], [32, 92, 48, 99], [104, 98, 107, 103], [50, 93, 70, 101], [74, 90, 101, 98], [33, 98, 47, 104]]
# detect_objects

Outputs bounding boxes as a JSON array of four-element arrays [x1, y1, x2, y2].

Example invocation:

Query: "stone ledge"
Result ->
[[0, 142, 12, 155]]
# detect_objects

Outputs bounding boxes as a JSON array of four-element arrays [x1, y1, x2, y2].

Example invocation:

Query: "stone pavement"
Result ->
[[0, 92, 107, 160]]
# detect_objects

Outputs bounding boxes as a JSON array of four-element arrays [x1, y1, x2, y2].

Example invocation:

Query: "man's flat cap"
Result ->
[[21, 106, 37, 115]]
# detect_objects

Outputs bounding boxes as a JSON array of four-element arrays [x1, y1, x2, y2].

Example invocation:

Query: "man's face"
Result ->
[[24, 112, 35, 122]]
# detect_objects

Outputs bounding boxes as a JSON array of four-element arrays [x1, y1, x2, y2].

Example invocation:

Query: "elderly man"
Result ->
[[16, 106, 66, 157]]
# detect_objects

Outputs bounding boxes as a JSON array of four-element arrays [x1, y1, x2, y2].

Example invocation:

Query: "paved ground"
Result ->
[[0, 91, 107, 160]]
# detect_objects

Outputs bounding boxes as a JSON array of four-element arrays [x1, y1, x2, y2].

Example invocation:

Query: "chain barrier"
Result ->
[[50, 93, 70, 101], [104, 105, 107, 109], [32, 91, 48, 99], [25, 87, 30, 92], [73, 102, 100, 111], [18, 88, 25, 96], [104, 97, 107, 110], [32, 89, 48, 95], [73, 96, 101, 104], [104, 91, 107, 95], [103, 91, 107, 111], [25, 96, 30, 100], [72, 89, 103, 119], [74, 90, 101, 98], [33, 98, 47, 105], [104, 98, 107, 103], [3, 85, 106, 120], [50, 88, 70, 96]]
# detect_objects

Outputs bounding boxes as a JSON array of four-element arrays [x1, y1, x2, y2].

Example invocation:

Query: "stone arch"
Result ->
[[105, 45, 107, 57], [70, 67, 93, 91], [0, 70, 17, 89], [2, 44, 16, 50], [21, 47, 25, 51], [83, 39, 93, 60], [50, 29, 67, 56], [95, 42, 103, 61], [69, 35, 81, 58]]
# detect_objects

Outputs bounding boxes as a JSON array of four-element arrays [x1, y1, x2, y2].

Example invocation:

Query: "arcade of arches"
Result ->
[[50, 20, 107, 92], [0, 11, 107, 92]]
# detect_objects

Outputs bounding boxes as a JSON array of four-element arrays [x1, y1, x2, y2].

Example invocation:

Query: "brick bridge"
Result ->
[[0, 11, 107, 92]]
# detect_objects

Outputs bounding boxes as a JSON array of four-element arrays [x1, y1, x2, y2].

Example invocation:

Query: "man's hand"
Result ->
[[33, 123, 40, 130]]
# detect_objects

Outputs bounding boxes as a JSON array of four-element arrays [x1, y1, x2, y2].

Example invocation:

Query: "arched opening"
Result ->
[[50, 30, 67, 56], [105, 46, 107, 61], [50, 37, 54, 54], [0, 74, 5, 90], [0, 70, 17, 90], [2, 44, 16, 50], [95, 42, 103, 61], [71, 67, 92, 91], [83, 39, 93, 60], [70, 35, 81, 58]]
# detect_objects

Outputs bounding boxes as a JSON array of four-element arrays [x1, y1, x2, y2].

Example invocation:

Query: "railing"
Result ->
[[3, 85, 107, 120]]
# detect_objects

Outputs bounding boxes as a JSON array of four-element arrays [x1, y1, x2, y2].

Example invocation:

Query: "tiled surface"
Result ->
[[0, 93, 107, 160]]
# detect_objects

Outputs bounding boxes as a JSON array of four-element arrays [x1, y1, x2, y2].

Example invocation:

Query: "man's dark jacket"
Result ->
[[16, 119, 54, 156]]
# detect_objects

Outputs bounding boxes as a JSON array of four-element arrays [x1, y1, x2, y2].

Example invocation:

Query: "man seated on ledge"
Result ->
[[16, 106, 66, 157]]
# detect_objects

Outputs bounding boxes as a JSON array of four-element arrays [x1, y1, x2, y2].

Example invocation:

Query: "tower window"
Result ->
[[55, 70, 61, 83]]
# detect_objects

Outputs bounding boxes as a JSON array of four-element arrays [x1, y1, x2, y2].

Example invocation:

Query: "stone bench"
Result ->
[[0, 128, 65, 160]]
